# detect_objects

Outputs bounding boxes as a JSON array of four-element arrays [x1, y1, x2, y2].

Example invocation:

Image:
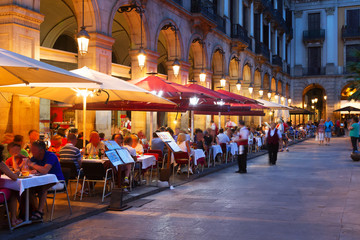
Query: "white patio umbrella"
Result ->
[[0, 48, 98, 85], [0, 67, 174, 148]]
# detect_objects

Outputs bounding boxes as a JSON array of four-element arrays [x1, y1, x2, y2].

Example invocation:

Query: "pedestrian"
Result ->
[[235, 120, 249, 173], [317, 119, 325, 146], [324, 117, 334, 145], [349, 116, 359, 153], [265, 122, 282, 165]]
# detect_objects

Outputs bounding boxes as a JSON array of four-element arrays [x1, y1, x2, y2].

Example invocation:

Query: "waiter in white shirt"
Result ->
[[265, 122, 282, 165], [225, 117, 236, 129], [236, 120, 249, 173]]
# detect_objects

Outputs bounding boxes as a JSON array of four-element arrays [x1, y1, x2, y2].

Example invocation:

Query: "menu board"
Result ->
[[105, 150, 124, 167], [104, 140, 121, 150], [156, 132, 182, 152], [116, 149, 135, 164]]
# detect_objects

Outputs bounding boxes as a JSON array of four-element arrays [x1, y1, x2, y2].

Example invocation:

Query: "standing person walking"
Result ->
[[265, 122, 282, 165], [235, 120, 249, 173], [349, 116, 359, 153], [324, 117, 334, 145], [317, 119, 325, 146]]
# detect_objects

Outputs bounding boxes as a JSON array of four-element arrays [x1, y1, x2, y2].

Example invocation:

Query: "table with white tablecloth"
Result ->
[[228, 142, 238, 155], [193, 149, 206, 165], [137, 155, 156, 169], [210, 145, 223, 160], [0, 174, 58, 225]]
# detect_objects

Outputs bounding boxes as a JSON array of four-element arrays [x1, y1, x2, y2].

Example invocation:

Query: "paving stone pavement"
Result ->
[[29, 137, 360, 240]]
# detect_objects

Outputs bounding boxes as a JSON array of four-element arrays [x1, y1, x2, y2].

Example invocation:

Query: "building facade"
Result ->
[[0, 0, 355, 139]]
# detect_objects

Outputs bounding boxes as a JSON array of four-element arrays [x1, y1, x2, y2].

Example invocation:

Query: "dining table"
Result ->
[[193, 149, 206, 165], [0, 174, 58, 227], [210, 145, 223, 160]]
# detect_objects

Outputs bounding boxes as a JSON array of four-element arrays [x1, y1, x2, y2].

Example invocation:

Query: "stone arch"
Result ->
[[40, 0, 78, 48], [229, 54, 240, 80], [188, 34, 208, 81], [210, 45, 226, 76], [254, 69, 261, 88], [271, 77, 276, 92], [303, 84, 327, 121], [154, 19, 184, 61], [263, 73, 270, 91]]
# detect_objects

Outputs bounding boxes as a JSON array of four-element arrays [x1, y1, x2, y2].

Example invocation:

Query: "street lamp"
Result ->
[[267, 91, 272, 100], [248, 84, 253, 95], [304, 103, 307, 108], [236, 79, 242, 91], [288, 98, 292, 105], [199, 69, 206, 82], [118, 3, 146, 69], [172, 58, 180, 78], [77, 0, 90, 56], [324, 95, 327, 101], [220, 76, 226, 87], [281, 96, 285, 103], [314, 98, 318, 103], [259, 89, 264, 98], [274, 93, 279, 101]]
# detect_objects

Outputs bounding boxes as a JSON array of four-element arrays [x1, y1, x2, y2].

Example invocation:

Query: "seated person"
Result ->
[[217, 128, 230, 144], [176, 133, 194, 174], [194, 129, 206, 150], [5, 142, 26, 172], [59, 133, 81, 172], [13, 135, 29, 158], [151, 131, 164, 152], [112, 133, 124, 147], [0, 145, 22, 227], [27, 140, 65, 221], [86, 131, 105, 157], [48, 135, 62, 159], [75, 132, 88, 150], [131, 134, 144, 155], [122, 136, 137, 185]]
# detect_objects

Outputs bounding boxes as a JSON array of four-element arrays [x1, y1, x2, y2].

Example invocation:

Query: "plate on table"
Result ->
[[18, 175, 32, 179]]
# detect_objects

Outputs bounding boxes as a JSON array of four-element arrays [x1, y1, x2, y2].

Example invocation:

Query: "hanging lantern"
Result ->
[[236, 80, 241, 91], [77, 27, 90, 56], [288, 98, 292, 105], [172, 59, 180, 78], [189, 96, 199, 105], [199, 69, 206, 82], [304, 103, 307, 108], [267, 91, 272, 100], [220, 76, 226, 87], [274, 93, 279, 101], [324, 95, 327, 100], [248, 85, 254, 95], [259, 89, 264, 97], [281, 96, 285, 102], [137, 47, 146, 69]]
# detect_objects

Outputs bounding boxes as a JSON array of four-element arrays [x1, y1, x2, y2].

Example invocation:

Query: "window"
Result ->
[[254, 13, 260, 42], [346, 9, 360, 29], [346, 44, 360, 73], [308, 47, 321, 75], [308, 13, 320, 31]]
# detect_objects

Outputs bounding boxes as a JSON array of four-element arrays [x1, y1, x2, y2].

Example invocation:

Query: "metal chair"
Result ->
[[173, 152, 192, 180], [0, 191, 12, 231], [47, 168, 72, 221], [60, 161, 83, 199], [80, 161, 114, 202]]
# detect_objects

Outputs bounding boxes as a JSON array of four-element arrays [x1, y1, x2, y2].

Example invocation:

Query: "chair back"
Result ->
[[61, 167, 71, 186], [60, 161, 79, 179], [220, 143, 227, 153], [148, 149, 163, 160], [81, 161, 107, 180], [173, 152, 189, 162]]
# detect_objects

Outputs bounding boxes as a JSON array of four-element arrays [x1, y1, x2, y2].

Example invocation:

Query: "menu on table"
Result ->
[[156, 132, 182, 152], [116, 149, 135, 164], [105, 150, 124, 167]]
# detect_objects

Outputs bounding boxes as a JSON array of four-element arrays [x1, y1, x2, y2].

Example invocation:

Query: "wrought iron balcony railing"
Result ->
[[255, 41, 270, 60], [303, 29, 325, 42], [231, 24, 250, 46], [191, 0, 226, 33], [342, 25, 360, 40], [272, 55, 282, 67]]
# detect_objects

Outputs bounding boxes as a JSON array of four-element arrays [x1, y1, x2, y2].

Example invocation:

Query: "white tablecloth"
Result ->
[[82, 158, 107, 164], [229, 142, 238, 155], [0, 174, 58, 195], [193, 149, 206, 165], [137, 155, 156, 169], [211, 145, 223, 160]]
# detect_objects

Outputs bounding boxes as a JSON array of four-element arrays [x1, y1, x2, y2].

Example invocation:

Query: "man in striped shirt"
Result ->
[[59, 133, 81, 171]]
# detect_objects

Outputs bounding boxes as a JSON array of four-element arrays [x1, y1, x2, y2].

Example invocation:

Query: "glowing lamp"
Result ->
[[172, 59, 180, 78], [199, 70, 206, 82], [77, 27, 90, 56], [137, 47, 146, 69]]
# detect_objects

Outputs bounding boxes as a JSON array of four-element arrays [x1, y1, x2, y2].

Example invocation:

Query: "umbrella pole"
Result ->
[[83, 95, 87, 153], [190, 110, 194, 141], [218, 112, 221, 130], [149, 112, 154, 143]]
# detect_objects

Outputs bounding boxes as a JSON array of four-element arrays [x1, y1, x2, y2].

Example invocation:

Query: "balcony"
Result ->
[[303, 29, 325, 43], [303, 67, 325, 76], [191, 0, 226, 33], [255, 41, 270, 60], [342, 25, 360, 40], [231, 24, 251, 47], [172, 0, 183, 6], [272, 55, 282, 67]]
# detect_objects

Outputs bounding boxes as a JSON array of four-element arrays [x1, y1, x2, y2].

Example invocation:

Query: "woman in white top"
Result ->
[[176, 133, 194, 174]]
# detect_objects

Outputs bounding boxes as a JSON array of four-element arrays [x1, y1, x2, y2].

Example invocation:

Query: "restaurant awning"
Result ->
[[334, 106, 360, 113], [289, 106, 315, 115], [185, 84, 240, 103], [216, 89, 259, 104], [256, 99, 292, 110], [0, 48, 98, 85], [195, 110, 265, 116]]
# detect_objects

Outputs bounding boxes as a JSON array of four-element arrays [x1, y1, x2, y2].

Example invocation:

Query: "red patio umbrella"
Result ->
[[216, 89, 259, 104]]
